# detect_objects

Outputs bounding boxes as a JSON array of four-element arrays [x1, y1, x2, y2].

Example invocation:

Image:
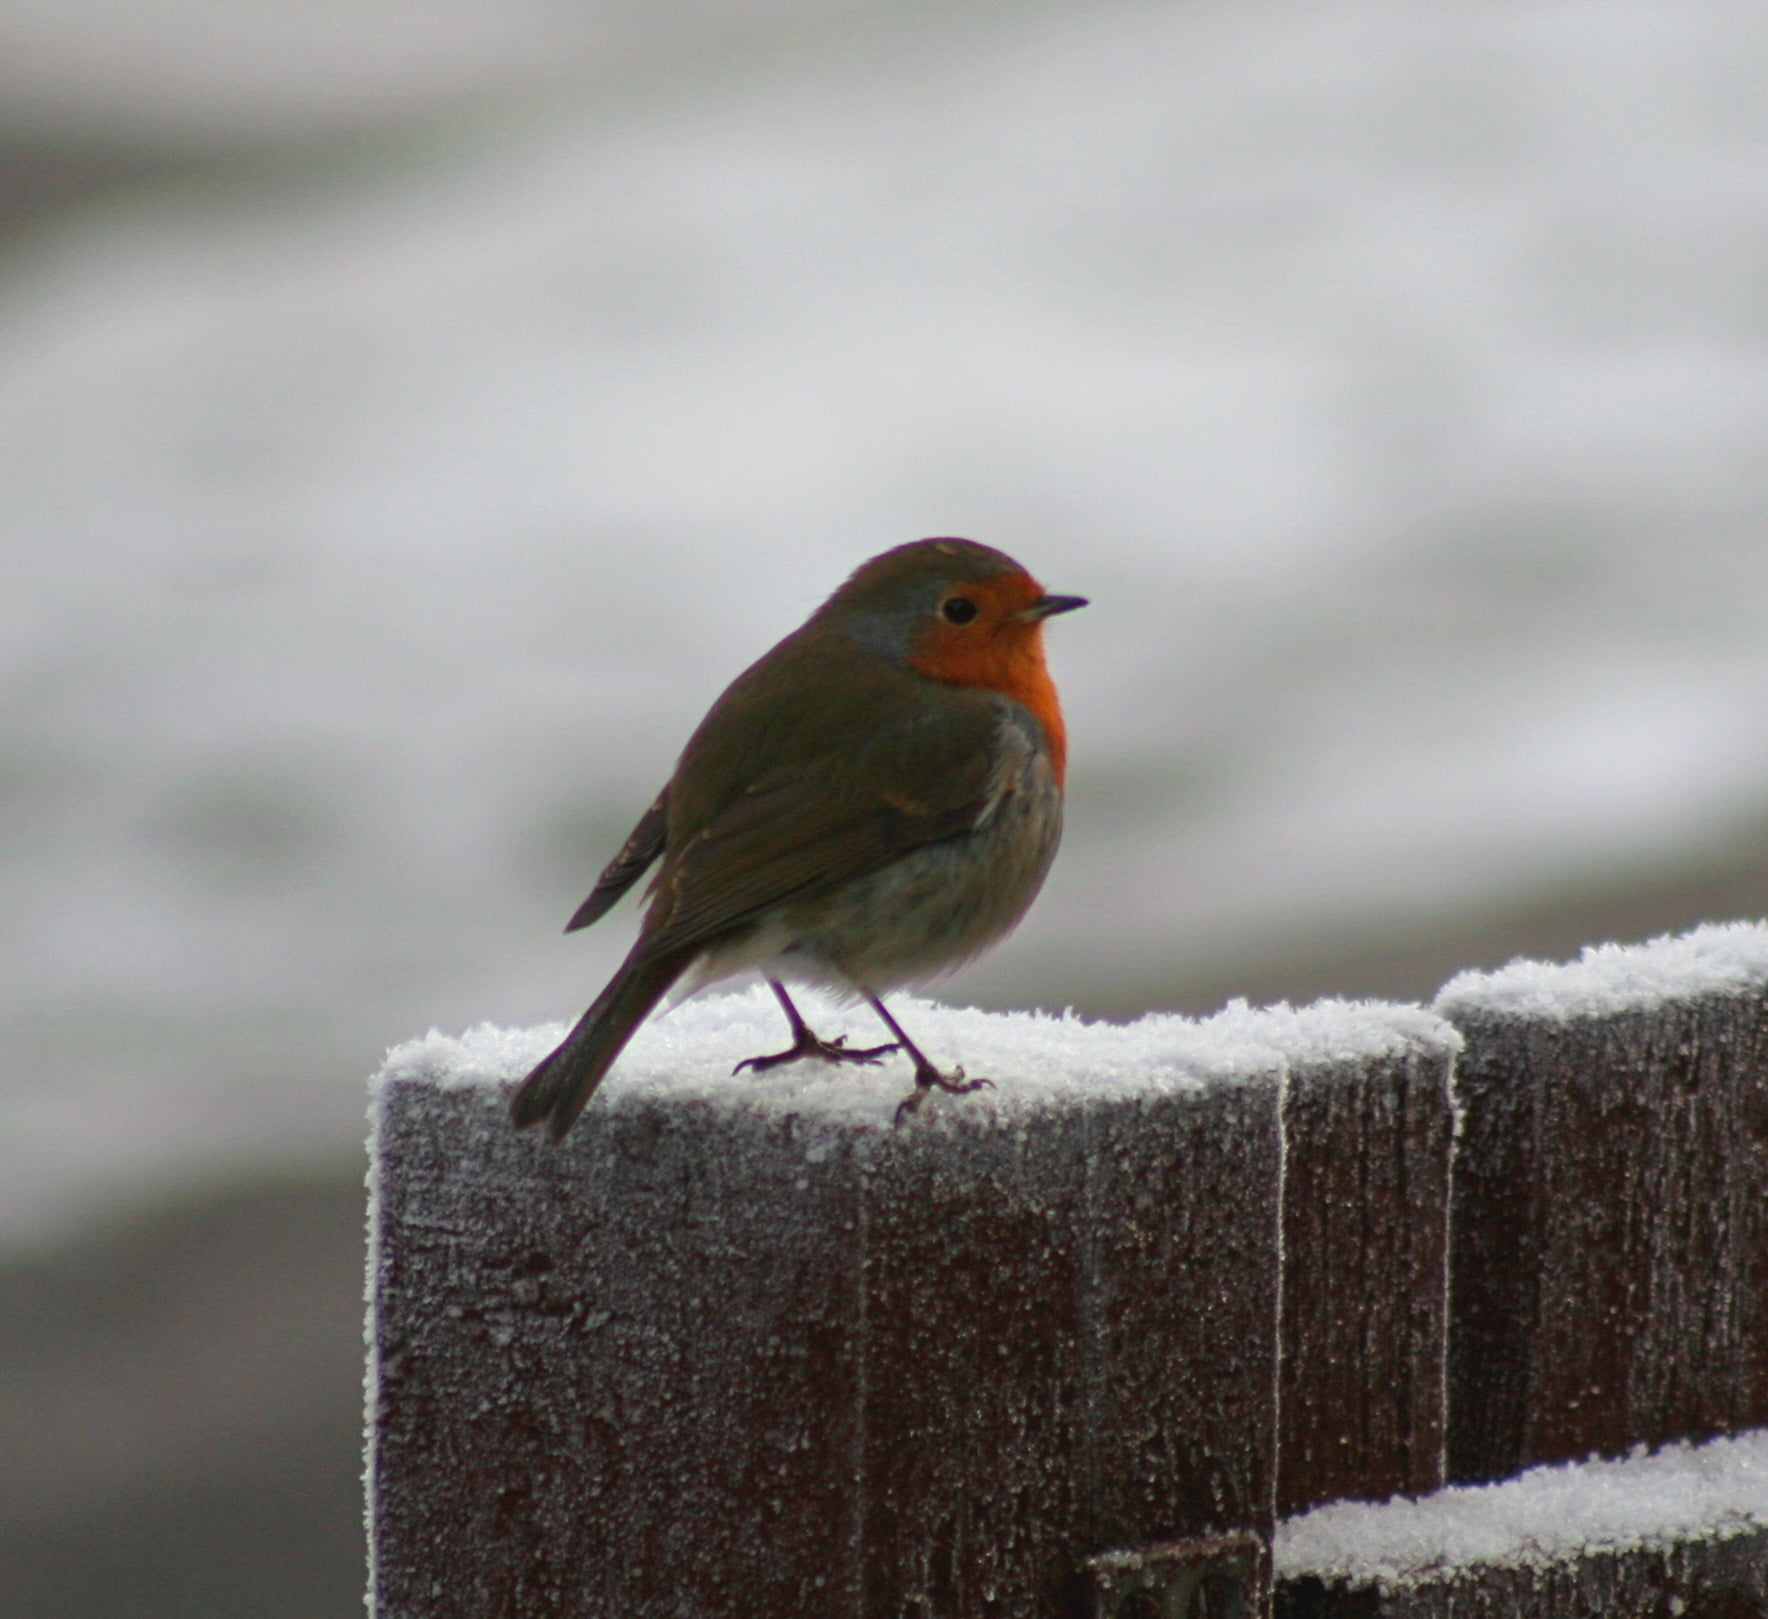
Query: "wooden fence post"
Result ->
[[1435, 925, 1768, 1485], [1278, 1039, 1456, 1519], [365, 994, 1456, 1618]]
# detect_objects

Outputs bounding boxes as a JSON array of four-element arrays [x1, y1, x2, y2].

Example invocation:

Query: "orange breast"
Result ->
[[908, 575, 1069, 785]]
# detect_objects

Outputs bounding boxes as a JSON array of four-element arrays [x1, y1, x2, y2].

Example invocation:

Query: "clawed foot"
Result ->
[[734, 1030, 900, 1076], [893, 1064, 994, 1125], [746, 980, 991, 1124]]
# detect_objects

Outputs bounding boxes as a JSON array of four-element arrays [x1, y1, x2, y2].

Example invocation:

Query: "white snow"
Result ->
[[1436, 920, 1768, 1024], [377, 985, 1459, 1133], [1275, 1429, 1768, 1588]]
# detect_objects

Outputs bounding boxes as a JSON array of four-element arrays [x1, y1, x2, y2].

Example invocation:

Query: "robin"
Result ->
[[510, 537, 1085, 1140]]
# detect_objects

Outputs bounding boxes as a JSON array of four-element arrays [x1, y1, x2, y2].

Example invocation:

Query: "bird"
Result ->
[[509, 537, 1085, 1141]]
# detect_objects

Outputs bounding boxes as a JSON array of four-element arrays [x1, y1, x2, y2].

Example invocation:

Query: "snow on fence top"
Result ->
[[375, 982, 1460, 1134], [1435, 919, 1768, 1024], [1275, 1428, 1768, 1590]]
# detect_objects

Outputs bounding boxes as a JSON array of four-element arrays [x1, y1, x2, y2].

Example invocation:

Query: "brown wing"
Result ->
[[564, 787, 669, 933], [640, 662, 1004, 959]]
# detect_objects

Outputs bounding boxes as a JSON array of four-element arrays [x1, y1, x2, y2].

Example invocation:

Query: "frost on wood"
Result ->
[[1279, 1045, 1455, 1519], [1273, 1428, 1768, 1618], [366, 1078, 1275, 1618], [365, 990, 1454, 1618], [1436, 924, 1768, 1485]]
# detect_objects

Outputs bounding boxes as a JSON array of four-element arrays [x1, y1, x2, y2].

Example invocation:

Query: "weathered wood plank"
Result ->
[[854, 1083, 1280, 1615], [1437, 928, 1768, 1483], [369, 1085, 870, 1618], [366, 1001, 1303, 1618], [1279, 1044, 1456, 1517]]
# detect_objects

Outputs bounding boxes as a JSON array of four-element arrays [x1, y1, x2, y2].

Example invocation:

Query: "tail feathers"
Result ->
[[510, 949, 689, 1141]]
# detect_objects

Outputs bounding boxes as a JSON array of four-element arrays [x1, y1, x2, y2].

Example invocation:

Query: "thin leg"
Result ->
[[733, 979, 900, 1075], [865, 993, 993, 1124]]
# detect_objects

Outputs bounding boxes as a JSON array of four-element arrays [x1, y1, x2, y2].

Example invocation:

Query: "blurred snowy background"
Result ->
[[4, 1, 1768, 1613]]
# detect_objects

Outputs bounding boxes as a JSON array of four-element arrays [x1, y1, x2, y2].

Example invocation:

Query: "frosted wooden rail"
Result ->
[[365, 921, 1768, 1618], [1438, 941, 1768, 1487], [1275, 1429, 1768, 1616]]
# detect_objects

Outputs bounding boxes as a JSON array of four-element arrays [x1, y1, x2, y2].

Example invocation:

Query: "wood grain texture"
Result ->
[[1445, 990, 1768, 1483], [1279, 1048, 1454, 1517], [369, 1077, 1281, 1618]]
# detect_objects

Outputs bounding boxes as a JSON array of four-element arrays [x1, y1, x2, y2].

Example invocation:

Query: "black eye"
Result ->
[[942, 596, 978, 625]]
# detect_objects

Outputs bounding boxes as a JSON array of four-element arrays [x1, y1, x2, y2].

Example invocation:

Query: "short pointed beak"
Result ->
[[1024, 593, 1088, 621]]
